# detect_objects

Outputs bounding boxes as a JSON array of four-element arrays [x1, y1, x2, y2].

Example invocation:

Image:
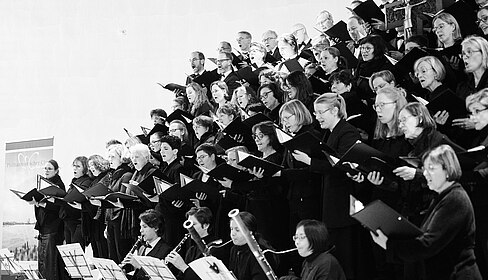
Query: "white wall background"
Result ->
[[0, 0, 361, 223]]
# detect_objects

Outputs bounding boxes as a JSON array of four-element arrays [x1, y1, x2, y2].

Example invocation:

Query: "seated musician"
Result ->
[[165, 206, 229, 280], [122, 209, 172, 280]]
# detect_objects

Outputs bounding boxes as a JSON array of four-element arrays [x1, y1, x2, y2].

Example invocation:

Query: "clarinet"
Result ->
[[120, 235, 145, 269], [228, 209, 278, 280]]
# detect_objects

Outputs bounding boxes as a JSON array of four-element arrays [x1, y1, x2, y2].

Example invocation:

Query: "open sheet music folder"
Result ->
[[56, 243, 92, 279], [351, 200, 423, 239]]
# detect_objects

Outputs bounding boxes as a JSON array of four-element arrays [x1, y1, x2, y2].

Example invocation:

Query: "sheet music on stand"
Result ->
[[57, 243, 92, 279], [189, 256, 237, 280], [17, 261, 44, 280], [132, 256, 176, 280], [0, 248, 23, 275], [91, 257, 127, 280]]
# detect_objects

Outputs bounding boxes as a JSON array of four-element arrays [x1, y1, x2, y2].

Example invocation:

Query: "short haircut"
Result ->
[[258, 82, 284, 103], [405, 35, 429, 48], [400, 102, 437, 130], [329, 70, 353, 86], [359, 35, 387, 59], [217, 103, 239, 120], [150, 108, 167, 119], [422, 144, 462, 181], [106, 139, 122, 149], [279, 99, 313, 127], [195, 143, 217, 157], [173, 96, 189, 112], [262, 30, 278, 39], [129, 143, 151, 159], [139, 209, 165, 237], [296, 219, 330, 254], [278, 33, 299, 54], [369, 70, 397, 90], [314, 93, 347, 119], [160, 135, 182, 151], [374, 87, 408, 139], [247, 103, 266, 114], [192, 51, 205, 60], [250, 42, 267, 54], [238, 31, 252, 39], [348, 15, 365, 25], [414, 56, 446, 82], [169, 120, 189, 142], [193, 115, 214, 131], [461, 35, 488, 70], [88, 155, 110, 173], [107, 144, 131, 164], [258, 69, 278, 84], [433, 12, 462, 47], [219, 52, 233, 60], [466, 88, 488, 109], [73, 156, 89, 175], [151, 131, 165, 141], [316, 10, 334, 23], [186, 206, 213, 231]]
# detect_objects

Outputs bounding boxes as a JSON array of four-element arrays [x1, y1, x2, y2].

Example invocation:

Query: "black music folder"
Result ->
[[236, 150, 283, 177], [456, 146, 488, 170], [181, 177, 219, 202], [37, 175, 67, 197], [426, 91, 466, 122], [10, 188, 44, 202], [335, 141, 412, 182], [334, 42, 358, 69], [63, 184, 87, 203], [242, 113, 272, 129], [82, 183, 111, 198], [278, 130, 336, 159], [206, 163, 254, 182], [351, 200, 423, 239], [325, 21, 352, 43], [353, 0, 385, 24]]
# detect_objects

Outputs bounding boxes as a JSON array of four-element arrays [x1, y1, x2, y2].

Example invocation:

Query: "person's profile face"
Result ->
[[404, 42, 421, 54]]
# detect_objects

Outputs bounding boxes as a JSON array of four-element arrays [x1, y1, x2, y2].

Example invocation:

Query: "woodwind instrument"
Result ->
[[120, 235, 145, 269], [165, 233, 191, 265], [183, 219, 211, 256], [228, 209, 278, 280]]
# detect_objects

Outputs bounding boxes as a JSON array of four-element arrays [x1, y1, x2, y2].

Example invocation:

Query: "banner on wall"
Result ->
[[3, 138, 54, 262]]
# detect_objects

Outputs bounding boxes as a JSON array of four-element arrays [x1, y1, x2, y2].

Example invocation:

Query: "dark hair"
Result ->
[[230, 211, 276, 256], [151, 131, 165, 141], [258, 82, 283, 103], [193, 51, 205, 60], [359, 35, 387, 60], [247, 103, 266, 114], [238, 31, 252, 39], [297, 219, 331, 254], [195, 143, 218, 157], [73, 156, 89, 175], [150, 108, 168, 119], [48, 159, 59, 171], [329, 70, 353, 86], [405, 35, 429, 48], [139, 209, 165, 237], [160, 135, 182, 151], [285, 71, 314, 105], [252, 121, 282, 152], [88, 155, 110, 173], [186, 206, 213, 232]]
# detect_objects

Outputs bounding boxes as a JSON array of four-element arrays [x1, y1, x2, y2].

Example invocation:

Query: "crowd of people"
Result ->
[[27, 0, 488, 279]]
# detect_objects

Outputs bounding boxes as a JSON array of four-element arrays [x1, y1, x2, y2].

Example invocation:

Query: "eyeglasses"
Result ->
[[169, 128, 182, 133], [477, 15, 488, 25], [292, 235, 307, 241], [262, 37, 277, 42], [432, 23, 449, 32], [260, 90, 273, 101], [196, 154, 209, 161], [360, 46, 373, 52], [252, 132, 266, 140], [422, 164, 442, 174], [470, 107, 488, 116], [188, 58, 202, 63], [281, 114, 295, 123], [461, 49, 481, 58], [398, 115, 415, 125], [313, 108, 332, 116], [373, 101, 396, 111], [291, 28, 304, 36], [149, 139, 162, 146], [373, 82, 389, 93]]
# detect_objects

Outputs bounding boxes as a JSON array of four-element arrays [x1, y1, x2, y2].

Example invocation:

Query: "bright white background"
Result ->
[[0, 0, 378, 223]]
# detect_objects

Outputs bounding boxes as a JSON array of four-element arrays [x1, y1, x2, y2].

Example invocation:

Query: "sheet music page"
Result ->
[[91, 257, 127, 280], [56, 243, 92, 278], [132, 256, 176, 280], [189, 256, 236, 280]]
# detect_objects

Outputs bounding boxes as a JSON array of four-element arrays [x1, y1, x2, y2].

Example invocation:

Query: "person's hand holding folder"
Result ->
[[393, 166, 417, 181], [371, 229, 388, 250], [452, 118, 476, 130], [367, 171, 385, 185], [433, 110, 449, 126], [291, 150, 311, 165]]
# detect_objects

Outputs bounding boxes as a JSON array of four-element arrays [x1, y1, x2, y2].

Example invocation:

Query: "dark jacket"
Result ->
[[223, 71, 241, 95], [59, 175, 92, 221], [456, 69, 488, 100], [35, 174, 65, 234], [105, 163, 133, 221], [228, 243, 276, 280], [354, 55, 393, 106], [309, 118, 360, 228], [300, 251, 346, 280], [132, 238, 173, 280], [387, 183, 481, 280]]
